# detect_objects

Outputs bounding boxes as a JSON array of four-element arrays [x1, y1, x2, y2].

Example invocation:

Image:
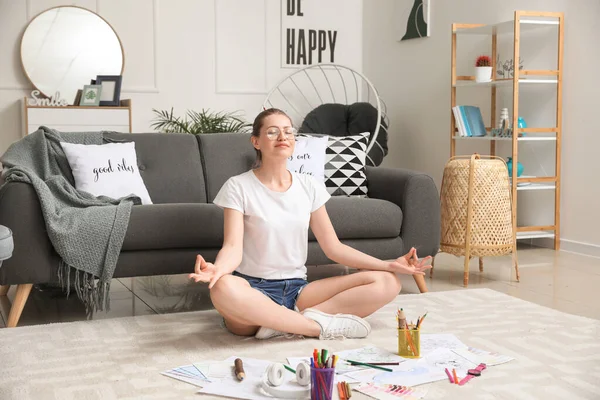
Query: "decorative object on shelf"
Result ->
[[20, 6, 124, 103], [26, 90, 68, 107], [517, 116, 527, 137], [506, 157, 524, 177], [79, 85, 103, 106], [438, 154, 519, 287], [95, 75, 123, 106], [151, 108, 251, 134], [474, 55, 492, 82], [73, 89, 83, 106], [491, 127, 513, 137], [495, 54, 524, 78], [452, 105, 487, 137], [398, 0, 430, 41], [499, 108, 510, 129]]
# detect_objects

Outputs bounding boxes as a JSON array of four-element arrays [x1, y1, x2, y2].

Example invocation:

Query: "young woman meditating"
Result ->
[[189, 108, 431, 340]]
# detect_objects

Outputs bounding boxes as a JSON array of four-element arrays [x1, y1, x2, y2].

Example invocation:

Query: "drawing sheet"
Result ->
[[345, 359, 447, 387], [161, 363, 212, 387], [419, 333, 468, 356], [334, 346, 407, 364], [354, 382, 428, 400], [196, 356, 318, 399], [192, 362, 211, 378], [421, 348, 477, 377], [161, 371, 208, 388], [196, 356, 276, 400], [335, 346, 407, 374], [452, 347, 515, 366]]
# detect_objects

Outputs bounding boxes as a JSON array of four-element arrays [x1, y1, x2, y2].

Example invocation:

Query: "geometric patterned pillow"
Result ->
[[324, 132, 369, 197], [297, 132, 369, 197]]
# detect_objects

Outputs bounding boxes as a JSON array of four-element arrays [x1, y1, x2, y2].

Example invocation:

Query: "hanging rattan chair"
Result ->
[[263, 64, 390, 167]]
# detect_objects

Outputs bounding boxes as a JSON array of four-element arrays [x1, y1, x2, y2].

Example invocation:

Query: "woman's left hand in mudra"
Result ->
[[388, 247, 432, 275]]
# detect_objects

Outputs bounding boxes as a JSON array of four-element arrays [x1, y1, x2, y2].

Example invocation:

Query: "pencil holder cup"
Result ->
[[310, 367, 335, 400], [398, 328, 421, 358]]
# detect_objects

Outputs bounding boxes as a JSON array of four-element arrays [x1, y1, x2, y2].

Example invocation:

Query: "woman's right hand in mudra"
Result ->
[[188, 255, 224, 289]]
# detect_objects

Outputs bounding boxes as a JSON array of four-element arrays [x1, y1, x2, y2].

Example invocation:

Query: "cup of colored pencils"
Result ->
[[396, 308, 425, 358], [310, 348, 337, 400]]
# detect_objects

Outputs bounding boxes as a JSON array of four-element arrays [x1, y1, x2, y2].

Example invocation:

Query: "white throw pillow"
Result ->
[[61, 141, 153, 205], [287, 135, 328, 183]]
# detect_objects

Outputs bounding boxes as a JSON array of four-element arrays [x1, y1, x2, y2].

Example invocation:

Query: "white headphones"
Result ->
[[260, 362, 311, 399]]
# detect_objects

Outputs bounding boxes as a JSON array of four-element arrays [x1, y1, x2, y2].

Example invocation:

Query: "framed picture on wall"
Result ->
[[396, 0, 430, 41], [95, 75, 122, 106], [79, 85, 103, 106]]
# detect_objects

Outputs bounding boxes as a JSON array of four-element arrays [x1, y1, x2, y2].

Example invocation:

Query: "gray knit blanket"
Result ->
[[0, 127, 140, 313]]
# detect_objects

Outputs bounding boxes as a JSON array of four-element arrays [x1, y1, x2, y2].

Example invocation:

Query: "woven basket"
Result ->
[[440, 154, 514, 258]]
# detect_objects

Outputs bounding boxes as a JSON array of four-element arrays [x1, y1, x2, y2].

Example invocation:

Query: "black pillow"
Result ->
[[299, 102, 389, 166]]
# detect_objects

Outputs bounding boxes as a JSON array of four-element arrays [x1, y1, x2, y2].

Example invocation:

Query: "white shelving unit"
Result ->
[[452, 135, 557, 141], [450, 11, 564, 249], [452, 78, 558, 87], [23, 98, 132, 137], [516, 230, 555, 240]]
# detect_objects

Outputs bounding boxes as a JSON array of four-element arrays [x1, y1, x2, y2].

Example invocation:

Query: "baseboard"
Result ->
[[530, 237, 555, 249], [523, 237, 600, 259], [560, 238, 600, 259]]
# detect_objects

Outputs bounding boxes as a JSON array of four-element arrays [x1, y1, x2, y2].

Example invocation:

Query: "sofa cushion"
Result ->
[[103, 132, 207, 204], [122, 204, 223, 251], [197, 133, 256, 202], [310, 196, 402, 240], [122, 196, 401, 251]]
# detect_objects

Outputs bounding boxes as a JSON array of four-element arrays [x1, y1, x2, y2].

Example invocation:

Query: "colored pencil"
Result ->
[[345, 382, 352, 398], [344, 360, 393, 372], [349, 362, 400, 366], [445, 368, 454, 383], [417, 312, 428, 328], [404, 327, 417, 356], [337, 382, 345, 400]]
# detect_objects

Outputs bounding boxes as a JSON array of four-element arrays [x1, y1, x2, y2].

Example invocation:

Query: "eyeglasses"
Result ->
[[265, 127, 298, 141]]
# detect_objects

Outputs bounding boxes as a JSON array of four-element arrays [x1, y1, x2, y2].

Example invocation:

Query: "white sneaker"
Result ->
[[302, 308, 371, 340], [255, 326, 286, 340]]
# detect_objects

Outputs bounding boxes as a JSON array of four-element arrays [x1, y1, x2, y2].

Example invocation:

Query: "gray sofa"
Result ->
[[0, 132, 440, 327]]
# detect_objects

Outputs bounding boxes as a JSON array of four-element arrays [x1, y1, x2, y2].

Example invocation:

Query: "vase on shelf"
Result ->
[[506, 157, 523, 177], [517, 117, 527, 137], [475, 67, 492, 82]]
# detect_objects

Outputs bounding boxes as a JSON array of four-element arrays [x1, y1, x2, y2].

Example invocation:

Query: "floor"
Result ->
[[1, 245, 599, 328]]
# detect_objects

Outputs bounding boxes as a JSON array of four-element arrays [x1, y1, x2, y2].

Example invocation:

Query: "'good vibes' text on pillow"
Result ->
[[93, 158, 135, 182]]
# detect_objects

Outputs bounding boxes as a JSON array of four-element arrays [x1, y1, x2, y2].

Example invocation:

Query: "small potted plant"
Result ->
[[475, 55, 492, 83]]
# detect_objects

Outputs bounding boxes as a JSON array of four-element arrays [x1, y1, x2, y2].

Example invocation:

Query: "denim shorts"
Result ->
[[233, 271, 308, 311]]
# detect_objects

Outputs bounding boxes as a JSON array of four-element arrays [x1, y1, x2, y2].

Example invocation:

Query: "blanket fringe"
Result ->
[[58, 261, 111, 316]]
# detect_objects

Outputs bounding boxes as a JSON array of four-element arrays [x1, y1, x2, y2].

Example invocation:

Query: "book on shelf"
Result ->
[[452, 105, 487, 137]]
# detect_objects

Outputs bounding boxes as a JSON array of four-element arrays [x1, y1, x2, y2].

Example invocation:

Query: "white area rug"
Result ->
[[1, 288, 599, 400]]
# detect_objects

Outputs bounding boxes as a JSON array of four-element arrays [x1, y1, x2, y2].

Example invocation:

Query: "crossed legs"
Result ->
[[209, 270, 402, 337]]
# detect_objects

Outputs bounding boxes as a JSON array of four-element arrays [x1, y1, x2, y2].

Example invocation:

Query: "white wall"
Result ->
[[0, 0, 363, 149], [363, 0, 600, 254]]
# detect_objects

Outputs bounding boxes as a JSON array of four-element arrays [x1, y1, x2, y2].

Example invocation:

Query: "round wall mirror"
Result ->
[[21, 6, 124, 103]]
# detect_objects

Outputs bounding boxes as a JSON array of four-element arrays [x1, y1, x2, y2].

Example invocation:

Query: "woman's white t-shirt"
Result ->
[[213, 170, 331, 280]]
